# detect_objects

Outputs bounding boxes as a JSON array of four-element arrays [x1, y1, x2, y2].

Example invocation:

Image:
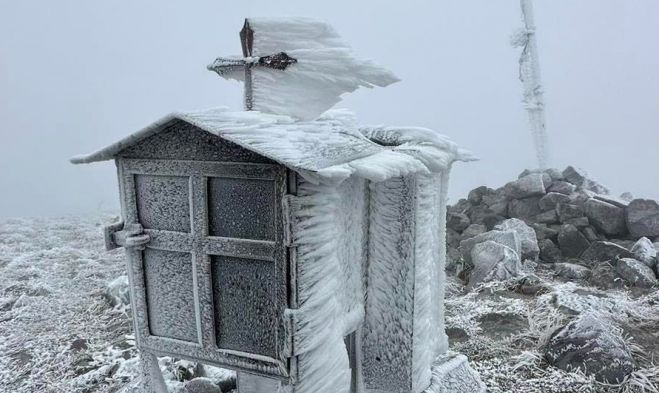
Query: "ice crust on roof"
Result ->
[[71, 107, 472, 184], [218, 17, 400, 120]]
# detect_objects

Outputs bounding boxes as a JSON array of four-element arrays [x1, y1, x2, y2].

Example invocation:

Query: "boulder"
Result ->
[[448, 198, 471, 214], [533, 209, 559, 224], [589, 262, 626, 290], [482, 215, 506, 231], [554, 263, 591, 280], [532, 223, 559, 241], [481, 188, 506, 206], [539, 239, 561, 263], [547, 181, 576, 195], [495, 218, 540, 261], [544, 312, 635, 383], [626, 199, 659, 238], [557, 203, 584, 223], [461, 224, 487, 240], [508, 197, 542, 220], [488, 201, 509, 216], [557, 224, 590, 258], [447, 212, 470, 232], [504, 174, 546, 200], [184, 378, 222, 393], [615, 258, 657, 287], [539, 192, 571, 211], [630, 237, 657, 268], [593, 194, 628, 209], [468, 241, 523, 287], [468, 186, 492, 205], [584, 198, 627, 236], [581, 226, 600, 243], [104, 276, 130, 307], [447, 228, 461, 249], [459, 230, 521, 265], [563, 217, 590, 228], [581, 241, 634, 263], [562, 166, 610, 195], [468, 205, 495, 226]]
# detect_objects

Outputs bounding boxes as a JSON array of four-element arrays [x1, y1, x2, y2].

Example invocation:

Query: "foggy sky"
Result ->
[[1, 1, 658, 219]]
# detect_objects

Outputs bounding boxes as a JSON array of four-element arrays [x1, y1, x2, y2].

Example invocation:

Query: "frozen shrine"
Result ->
[[72, 17, 485, 393]]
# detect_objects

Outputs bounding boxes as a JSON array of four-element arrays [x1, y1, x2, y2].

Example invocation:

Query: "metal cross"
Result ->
[[207, 19, 298, 111]]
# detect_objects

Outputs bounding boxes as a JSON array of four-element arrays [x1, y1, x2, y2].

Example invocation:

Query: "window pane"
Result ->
[[211, 256, 277, 357], [207, 177, 275, 240], [135, 174, 190, 232], [143, 249, 198, 342]]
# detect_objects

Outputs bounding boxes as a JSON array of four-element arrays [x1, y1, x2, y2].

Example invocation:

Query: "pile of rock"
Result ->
[[447, 166, 659, 288]]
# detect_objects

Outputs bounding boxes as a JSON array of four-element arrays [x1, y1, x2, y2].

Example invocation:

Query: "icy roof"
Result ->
[[209, 17, 399, 120], [71, 107, 474, 183]]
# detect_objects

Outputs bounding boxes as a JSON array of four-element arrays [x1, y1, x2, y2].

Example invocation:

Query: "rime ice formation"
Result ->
[[207, 18, 399, 120], [72, 17, 485, 393], [512, 0, 549, 169]]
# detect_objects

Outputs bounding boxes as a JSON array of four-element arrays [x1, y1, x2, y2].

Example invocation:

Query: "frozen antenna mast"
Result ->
[[207, 18, 399, 120], [512, 0, 549, 169]]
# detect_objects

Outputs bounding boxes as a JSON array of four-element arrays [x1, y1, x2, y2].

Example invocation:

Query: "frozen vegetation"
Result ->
[[1, 166, 658, 392]]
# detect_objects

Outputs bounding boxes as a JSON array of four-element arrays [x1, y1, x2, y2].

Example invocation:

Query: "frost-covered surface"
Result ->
[[445, 267, 659, 393], [71, 108, 471, 185], [0, 215, 235, 393], [211, 17, 399, 121]]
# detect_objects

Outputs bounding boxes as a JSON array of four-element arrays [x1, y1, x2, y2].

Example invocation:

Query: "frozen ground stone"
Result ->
[[545, 312, 635, 383], [547, 181, 576, 195], [557, 224, 590, 258], [184, 377, 222, 393], [504, 174, 546, 199], [538, 239, 561, 263], [554, 263, 591, 280], [533, 209, 559, 224], [468, 240, 522, 287], [447, 212, 470, 232], [461, 224, 487, 240], [581, 241, 634, 264], [631, 237, 657, 268], [459, 230, 521, 265], [495, 218, 539, 261], [556, 203, 584, 223], [538, 192, 570, 211], [508, 197, 542, 220], [626, 199, 659, 238], [562, 166, 610, 195], [584, 198, 626, 236], [104, 275, 130, 307], [615, 258, 657, 287]]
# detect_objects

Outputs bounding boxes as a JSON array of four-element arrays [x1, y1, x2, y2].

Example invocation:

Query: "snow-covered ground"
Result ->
[[1, 214, 658, 392]]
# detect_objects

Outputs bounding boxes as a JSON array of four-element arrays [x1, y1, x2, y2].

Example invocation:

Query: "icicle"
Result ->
[[512, 0, 550, 169]]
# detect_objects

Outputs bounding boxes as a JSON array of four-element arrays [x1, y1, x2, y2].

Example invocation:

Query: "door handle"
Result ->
[[104, 221, 151, 250]]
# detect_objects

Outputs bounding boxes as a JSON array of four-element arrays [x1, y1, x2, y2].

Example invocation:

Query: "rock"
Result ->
[[539, 192, 571, 211], [608, 239, 636, 250], [104, 276, 130, 307], [589, 262, 625, 290], [461, 224, 487, 240], [547, 181, 576, 195], [620, 192, 634, 202], [563, 217, 590, 228], [626, 199, 659, 238], [554, 263, 591, 280], [557, 203, 584, 223], [477, 312, 529, 340], [468, 241, 522, 287], [544, 312, 635, 383], [504, 174, 546, 199], [532, 223, 559, 241], [448, 198, 471, 214], [558, 224, 591, 258], [514, 274, 552, 295], [581, 241, 634, 263], [468, 205, 495, 226], [447, 228, 461, 249], [459, 230, 521, 265], [482, 215, 506, 231], [615, 258, 657, 287], [508, 197, 542, 220], [481, 188, 506, 207], [562, 166, 610, 195], [495, 218, 540, 261], [533, 209, 559, 224], [581, 226, 599, 243], [539, 239, 561, 263], [447, 212, 470, 232], [630, 237, 657, 268], [488, 201, 509, 216], [584, 198, 627, 236], [468, 186, 491, 205], [184, 378, 222, 393], [593, 194, 628, 209]]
